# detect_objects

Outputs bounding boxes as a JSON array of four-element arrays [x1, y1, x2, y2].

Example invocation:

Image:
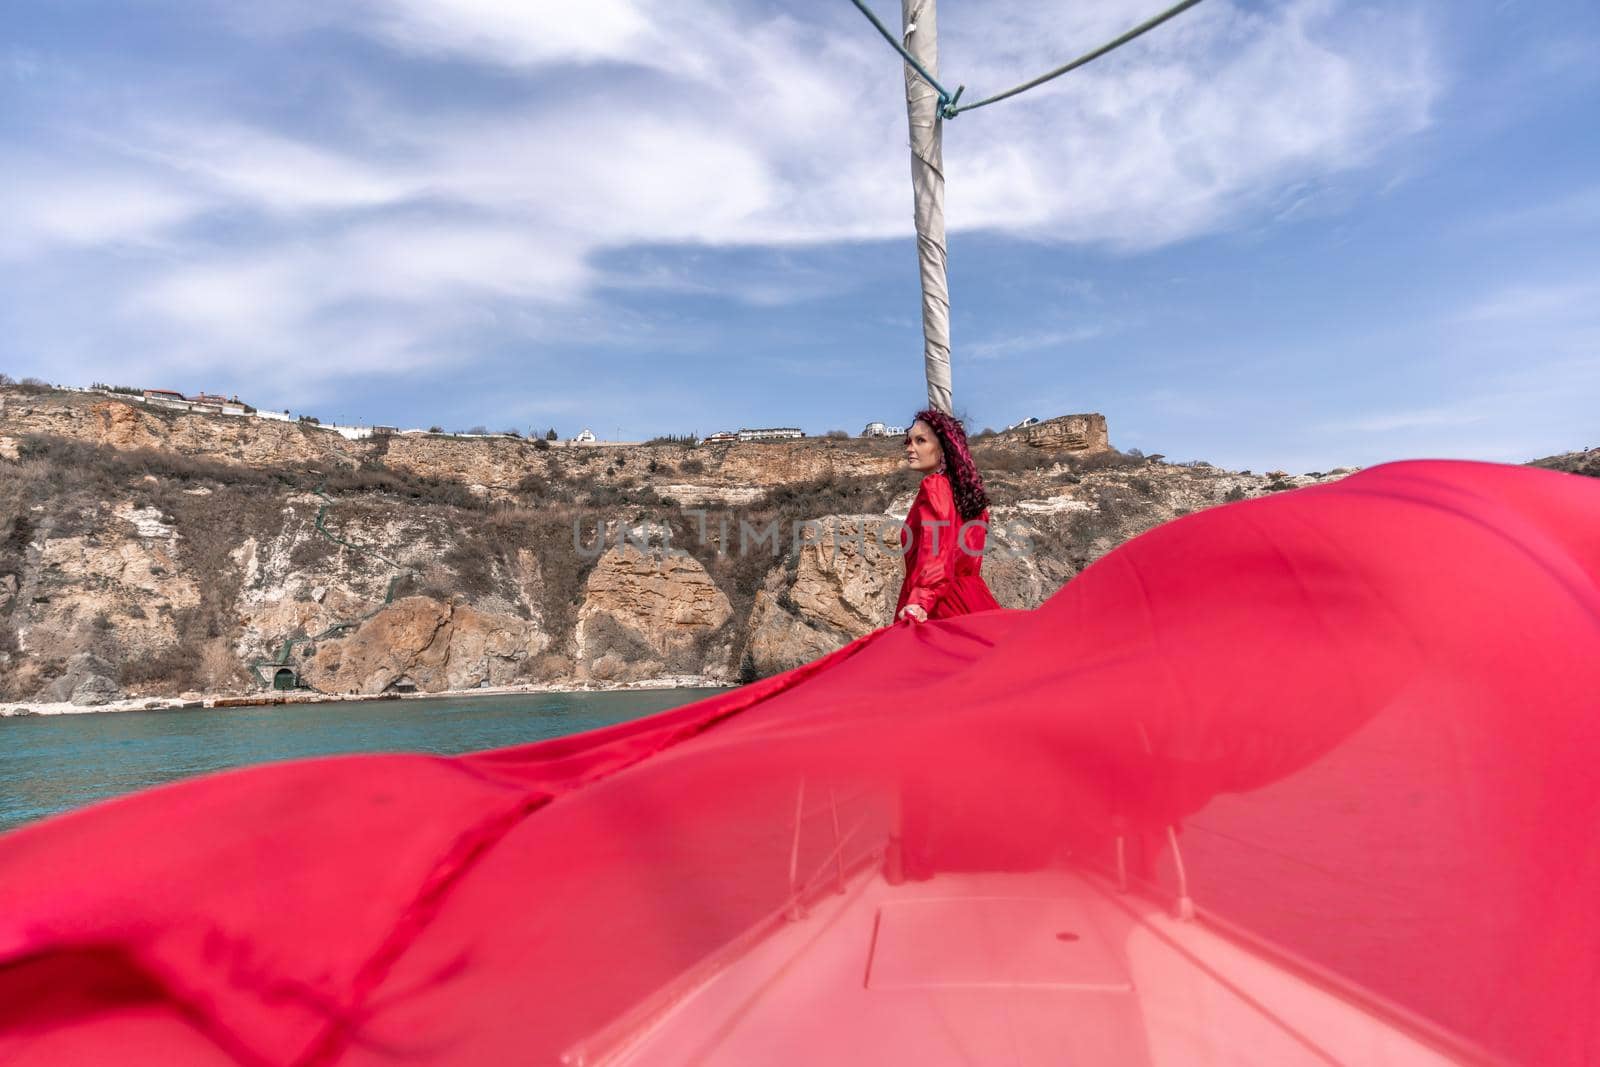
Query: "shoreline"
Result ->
[[0, 675, 734, 719]]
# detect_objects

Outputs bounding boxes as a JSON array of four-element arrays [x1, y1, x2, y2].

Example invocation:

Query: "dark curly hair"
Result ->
[[910, 408, 990, 522]]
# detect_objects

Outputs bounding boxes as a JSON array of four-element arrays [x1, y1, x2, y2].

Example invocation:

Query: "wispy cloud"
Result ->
[[1319, 406, 1491, 435], [966, 326, 1106, 360], [4, 0, 1441, 396], [0, 161, 210, 259], [1468, 184, 1600, 236], [599, 251, 848, 307], [1457, 280, 1600, 324], [355, 0, 661, 69]]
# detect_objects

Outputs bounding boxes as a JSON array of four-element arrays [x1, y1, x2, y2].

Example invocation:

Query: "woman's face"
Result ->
[[905, 420, 944, 473]]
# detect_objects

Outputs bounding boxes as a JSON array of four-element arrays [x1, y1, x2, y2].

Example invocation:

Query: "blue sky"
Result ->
[[3, 0, 1596, 471]]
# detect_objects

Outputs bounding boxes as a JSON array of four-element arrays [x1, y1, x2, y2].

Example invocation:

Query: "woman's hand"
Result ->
[[898, 604, 928, 624]]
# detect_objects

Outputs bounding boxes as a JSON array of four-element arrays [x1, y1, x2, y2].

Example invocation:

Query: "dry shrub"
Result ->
[[757, 470, 916, 517], [578, 613, 655, 664], [319, 464, 485, 510], [586, 482, 661, 507], [524, 507, 602, 644], [975, 447, 1058, 473], [118, 645, 200, 692], [1128, 475, 1158, 498], [289, 534, 339, 569], [199, 637, 247, 691], [1070, 449, 1145, 472], [518, 470, 576, 502], [442, 506, 589, 617]]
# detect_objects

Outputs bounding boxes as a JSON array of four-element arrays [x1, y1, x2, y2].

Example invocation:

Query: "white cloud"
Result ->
[[125, 122, 420, 213], [943, 1, 1437, 247], [1458, 280, 1600, 324], [123, 220, 593, 358], [0, 166, 208, 258], [967, 326, 1105, 359], [6, 0, 1440, 384], [190, 0, 1440, 251], [599, 251, 847, 307], [1319, 406, 1491, 435], [356, 0, 660, 69]]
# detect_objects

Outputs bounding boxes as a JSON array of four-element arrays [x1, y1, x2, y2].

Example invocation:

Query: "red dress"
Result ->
[[894, 472, 1002, 621]]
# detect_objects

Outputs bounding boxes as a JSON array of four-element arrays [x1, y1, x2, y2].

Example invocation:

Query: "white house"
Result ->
[[736, 427, 805, 442], [570, 428, 598, 444], [138, 388, 254, 417], [141, 389, 192, 412]]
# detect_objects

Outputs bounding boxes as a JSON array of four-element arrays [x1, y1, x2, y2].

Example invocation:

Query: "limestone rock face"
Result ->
[[738, 513, 1075, 675], [19, 528, 200, 677], [34, 652, 120, 706], [1002, 413, 1110, 452], [304, 596, 449, 695], [91, 401, 170, 451], [227, 499, 450, 671], [301, 596, 548, 696], [37, 535, 193, 602], [3, 387, 1387, 699], [712, 439, 902, 488], [0, 394, 362, 471], [745, 573, 852, 680], [973, 514, 1078, 611], [115, 502, 177, 539], [575, 547, 732, 683], [71, 673, 121, 706], [442, 603, 549, 691], [1530, 448, 1600, 478], [0, 391, 1112, 501], [784, 515, 905, 633], [380, 435, 543, 495], [742, 515, 904, 678]]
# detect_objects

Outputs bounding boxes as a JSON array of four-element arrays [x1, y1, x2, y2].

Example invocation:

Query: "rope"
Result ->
[[846, 0, 964, 114], [949, 0, 1209, 116], [848, 0, 1208, 119]]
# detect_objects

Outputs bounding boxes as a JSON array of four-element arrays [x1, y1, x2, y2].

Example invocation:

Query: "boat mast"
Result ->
[[900, 0, 953, 416]]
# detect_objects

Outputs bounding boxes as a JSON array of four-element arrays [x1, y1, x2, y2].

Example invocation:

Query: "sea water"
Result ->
[[0, 688, 728, 835]]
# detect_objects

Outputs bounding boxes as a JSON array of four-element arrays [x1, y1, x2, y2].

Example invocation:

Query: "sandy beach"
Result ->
[[0, 675, 731, 718]]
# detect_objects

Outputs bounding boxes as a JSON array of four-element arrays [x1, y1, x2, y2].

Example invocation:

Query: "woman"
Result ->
[[894, 409, 1002, 624]]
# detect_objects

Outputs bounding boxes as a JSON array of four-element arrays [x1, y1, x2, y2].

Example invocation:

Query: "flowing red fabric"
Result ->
[[894, 471, 1002, 619], [1, 460, 1597, 1066]]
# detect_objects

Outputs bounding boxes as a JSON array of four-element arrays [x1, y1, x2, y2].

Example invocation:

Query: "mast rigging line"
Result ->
[[848, 0, 1209, 118], [847, 0, 963, 113]]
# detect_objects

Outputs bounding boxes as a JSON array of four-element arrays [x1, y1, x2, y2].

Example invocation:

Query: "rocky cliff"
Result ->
[[0, 386, 1390, 705]]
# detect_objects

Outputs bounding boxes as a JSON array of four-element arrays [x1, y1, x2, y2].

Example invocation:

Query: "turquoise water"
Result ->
[[0, 688, 728, 836]]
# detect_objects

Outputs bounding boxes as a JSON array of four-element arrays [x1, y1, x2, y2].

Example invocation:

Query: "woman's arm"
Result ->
[[900, 475, 956, 621]]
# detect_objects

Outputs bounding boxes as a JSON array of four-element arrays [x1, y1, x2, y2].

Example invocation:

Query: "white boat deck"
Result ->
[[586, 867, 1466, 1067]]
